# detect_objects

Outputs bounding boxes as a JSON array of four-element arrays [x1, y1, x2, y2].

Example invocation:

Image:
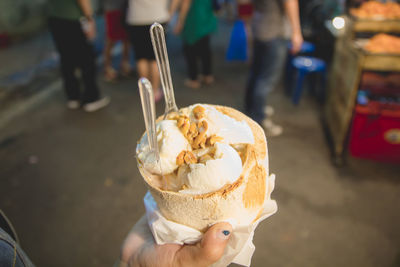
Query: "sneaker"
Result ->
[[104, 67, 118, 82], [83, 97, 110, 112], [120, 61, 132, 77], [67, 100, 80, 109], [201, 75, 215, 85], [263, 105, 274, 117], [184, 79, 201, 89], [262, 118, 283, 137]]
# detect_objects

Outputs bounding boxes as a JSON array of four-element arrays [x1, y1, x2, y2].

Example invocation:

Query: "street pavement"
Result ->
[[1, 20, 400, 267]]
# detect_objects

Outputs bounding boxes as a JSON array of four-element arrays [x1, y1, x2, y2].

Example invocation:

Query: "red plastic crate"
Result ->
[[349, 101, 400, 164]]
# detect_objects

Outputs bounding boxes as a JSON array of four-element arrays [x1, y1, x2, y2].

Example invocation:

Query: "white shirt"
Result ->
[[127, 0, 170, 25]]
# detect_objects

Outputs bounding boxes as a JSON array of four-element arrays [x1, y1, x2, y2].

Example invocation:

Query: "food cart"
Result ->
[[324, 11, 400, 165]]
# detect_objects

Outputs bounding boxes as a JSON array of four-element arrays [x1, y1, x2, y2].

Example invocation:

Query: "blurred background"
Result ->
[[0, 0, 399, 266]]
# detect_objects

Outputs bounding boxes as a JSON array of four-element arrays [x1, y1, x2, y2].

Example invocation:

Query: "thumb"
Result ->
[[174, 222, 232, 267]]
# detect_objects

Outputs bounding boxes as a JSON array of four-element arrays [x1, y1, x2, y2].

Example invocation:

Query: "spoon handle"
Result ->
[[138, 78, 159, 159], [150, 22, 178, 116]]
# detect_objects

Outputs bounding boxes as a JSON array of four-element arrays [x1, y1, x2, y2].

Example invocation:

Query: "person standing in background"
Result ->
[[173, 0, 217, 89], [237, 0, 254, 61], [103, 0, 132, 82], [244, 0, 303, 136], [126, 0, 180, 102], [48, 0, 110, 112]]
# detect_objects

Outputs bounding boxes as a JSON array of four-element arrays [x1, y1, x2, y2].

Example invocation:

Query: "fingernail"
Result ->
[[217, 230, 231, 240]]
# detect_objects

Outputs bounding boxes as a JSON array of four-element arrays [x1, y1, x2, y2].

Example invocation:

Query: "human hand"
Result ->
[[83, 18, 96, 41], [173, 20, 184, 35], [290, 32, 303, 54], [119, 216, 232, 267]]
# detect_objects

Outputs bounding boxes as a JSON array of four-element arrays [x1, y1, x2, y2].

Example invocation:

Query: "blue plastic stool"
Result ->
[[291, 56, 326, 105], [285, 42, 316, 95]]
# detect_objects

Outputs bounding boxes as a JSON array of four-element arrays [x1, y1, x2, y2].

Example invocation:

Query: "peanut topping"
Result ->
[[176, 151, 197, 166], [188, 122, 198, 139], [174, 108, 224, 163], [177, 117, 189, 128], [176, 151, 185, 165], [176, 110, 224, 152], [193, 105, 206, 119], [197, 120, 208, 132], [193, 130, 207, 149], [180, 120, 190, 137], [206, 135, 224, 146]]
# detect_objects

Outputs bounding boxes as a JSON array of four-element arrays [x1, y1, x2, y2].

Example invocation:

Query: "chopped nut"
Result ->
[[210, 135, 223, 145], [193, 105, 206, 119], [166, 112, 180, 120], [177, 151, 197, 166], [199, 137, 206, 148], [184, 151, 197, 164], [181, 184, 188, 190], [201, 120, 208, 131], [176, 151, 186, 165], [193, 131, 206, 149], [206, 136, 212, 146], [177, 117, 185, 128], [206, 135, 224, 146], [181, 120, 190, 137], [193, 105, 205, 113], [188, 122, 198, 139]]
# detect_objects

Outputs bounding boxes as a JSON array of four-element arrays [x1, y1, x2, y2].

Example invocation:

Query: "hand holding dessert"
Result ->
[[119, 216, 232, 267]]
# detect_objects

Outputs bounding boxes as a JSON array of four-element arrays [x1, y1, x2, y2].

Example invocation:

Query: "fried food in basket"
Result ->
[[364, 34, 400, 54]]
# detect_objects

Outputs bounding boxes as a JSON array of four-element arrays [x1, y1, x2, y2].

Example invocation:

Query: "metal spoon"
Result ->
[[150, 22, 178, 118], [138, 78, 161, 171]]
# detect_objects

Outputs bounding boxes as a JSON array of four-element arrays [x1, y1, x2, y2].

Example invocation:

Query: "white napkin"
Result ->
[[144, 174, 277, 267]]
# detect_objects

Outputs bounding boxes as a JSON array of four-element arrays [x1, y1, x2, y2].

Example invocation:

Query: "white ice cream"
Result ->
[[137, 104, 255, 195], [137, 120, 191, 175], [178, 142, 243, 194], [184, 104, 255, 145]]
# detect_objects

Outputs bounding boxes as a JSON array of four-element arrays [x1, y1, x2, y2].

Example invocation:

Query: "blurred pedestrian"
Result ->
[[103, 0, 132, 82], [174, 0, 217, 89], [244, 0, 303, 136], [237, 0, 254, 60], [222, 0, 236, 21], [125, 0, 179, 102], [48, 0, 110, 112]]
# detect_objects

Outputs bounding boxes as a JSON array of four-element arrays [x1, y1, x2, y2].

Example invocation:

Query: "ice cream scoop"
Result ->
[[137, 120, 192, 175], [178, 142, 243, 195]]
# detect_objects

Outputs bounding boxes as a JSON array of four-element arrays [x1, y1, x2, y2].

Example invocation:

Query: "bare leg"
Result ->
[[150, 61, 160, 91], [244, 18, 253, 63], [104, 38, 114, 70], [121, 40, 132, 75], [104, 38, 117, 80], [137, 59, 149, 78], [150, 60, 162, 101]]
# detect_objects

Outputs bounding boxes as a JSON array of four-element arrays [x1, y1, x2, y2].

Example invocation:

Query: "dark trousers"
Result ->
[[48, 17, 100, 103], [245, 38, 287, 123], [183, 35, 212, 81]]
